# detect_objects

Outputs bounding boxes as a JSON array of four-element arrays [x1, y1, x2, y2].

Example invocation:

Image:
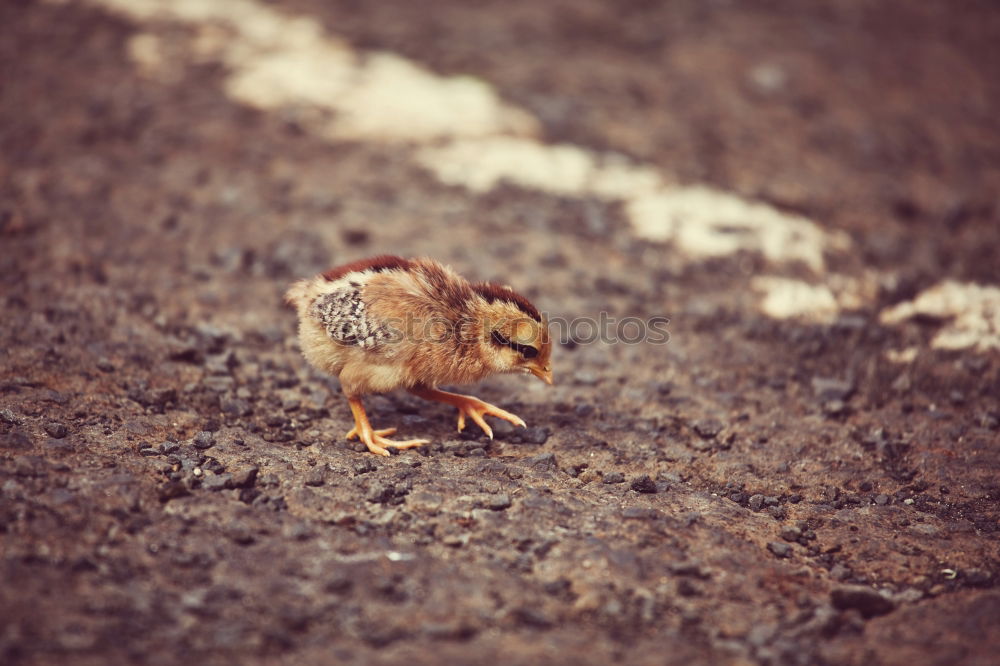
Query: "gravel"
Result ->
[[193, 431, 215, 450], [158, 481, 190, 502], [304, 468, 326, 487], [486, 494, 512, 510], [630, 475, 658, 494], [44, 422, 68, 439], [692, 418, 723, 439], [203, 472, 233, 491], [231, 465, 259, 488], [602, 471, 625, 484]]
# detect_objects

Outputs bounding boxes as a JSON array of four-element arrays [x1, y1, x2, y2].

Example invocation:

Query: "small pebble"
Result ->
[[521, 427, 550, 445], [486, 494, 512, 511], [692, 419, 723, 439], [158, 481, 190, 502], [305, 468, 326, 487], [193, 431, 215, 450], [830, 585, 896, 618], [203, 473, 233, 491], [602, 471, 625, 484], [767, 542, 792, 558], [780, 526, 802, 542], [630, 475, 658, 494], [44, 422, 68, 439], [231, 465, 259, 488]]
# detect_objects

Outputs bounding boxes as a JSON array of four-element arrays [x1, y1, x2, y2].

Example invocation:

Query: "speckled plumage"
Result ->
[[311, 284, 388, 351]]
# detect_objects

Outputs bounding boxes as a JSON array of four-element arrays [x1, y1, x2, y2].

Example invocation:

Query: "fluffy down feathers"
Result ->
[[286, 256, 552, 397]]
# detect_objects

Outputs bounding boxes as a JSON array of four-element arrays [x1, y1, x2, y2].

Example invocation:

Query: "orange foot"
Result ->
[[346, 397, 429, 457], [409, 387, 526, 439]]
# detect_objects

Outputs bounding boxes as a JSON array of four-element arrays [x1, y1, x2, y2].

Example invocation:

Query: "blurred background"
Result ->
[[2, 1, 999, 664]]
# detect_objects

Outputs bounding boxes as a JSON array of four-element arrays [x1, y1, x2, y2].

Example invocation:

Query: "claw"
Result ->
[[409, 387, 525, 439], [345, 426, 397, 440], [346, 397, 428, 456]]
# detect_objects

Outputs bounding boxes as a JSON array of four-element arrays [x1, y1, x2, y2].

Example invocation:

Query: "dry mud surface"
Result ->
[[2, 1, 999, 664]]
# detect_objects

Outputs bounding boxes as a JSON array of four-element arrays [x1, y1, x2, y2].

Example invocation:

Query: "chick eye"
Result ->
[[491, 330, 539, 359]]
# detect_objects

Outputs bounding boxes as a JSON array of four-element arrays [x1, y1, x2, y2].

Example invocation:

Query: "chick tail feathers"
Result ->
[[284, 278, 314, 313]]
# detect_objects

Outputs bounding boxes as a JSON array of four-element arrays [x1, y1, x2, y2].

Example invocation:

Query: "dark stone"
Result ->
[[767, 542, 792, 558], [231, 465, 259, 488], [13, 455, 45, 476], [203, 473, 233, 491], [780, 526, 802, 542], [526, 452, 557, 471], [602, 471, 625, 484], [305, 468, 326, 487], [830, 564, 851, 581], [158, 481, 190, 502], [160, 441, 181, 454], [486, 494, 512, 510], [221, 398, 252, 417], [342, 228, 370, 245], [830, 586, 896, 618], [169, 346, 205, 365], [748, 494, 765, 511], [367, 480, 411, 504], [44, 422, 68, 439], [227, 524, 255, 545], [1, 429, 33, 450], [513, 607, 553, 629], [963, 569, 993, 587], [202, 458, 223, 474], [622, 507, 661, 520], [491, 419, 516, 440], [874, 494, 890, 506], [692, 418, 723, 439], [521, 427, 551, 445], [670, 561, 711, 579], [630, 475, 658, 494], [193, 431, 215, 449]]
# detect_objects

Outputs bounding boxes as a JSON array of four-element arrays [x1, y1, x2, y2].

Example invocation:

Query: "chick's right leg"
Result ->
[[345, 396, 428, 457]]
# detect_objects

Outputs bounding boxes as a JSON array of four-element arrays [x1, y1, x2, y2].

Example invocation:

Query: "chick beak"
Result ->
[[529, 365, 554, 385]]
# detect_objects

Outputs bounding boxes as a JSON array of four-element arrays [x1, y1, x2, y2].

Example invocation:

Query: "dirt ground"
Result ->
[[2, 0, 999, 664]]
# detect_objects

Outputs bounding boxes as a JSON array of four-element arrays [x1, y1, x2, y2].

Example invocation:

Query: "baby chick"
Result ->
[[286, 256, 552, 456]]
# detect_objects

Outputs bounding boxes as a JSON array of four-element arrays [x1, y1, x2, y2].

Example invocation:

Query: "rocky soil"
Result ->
[[2, 1, 999, 664]]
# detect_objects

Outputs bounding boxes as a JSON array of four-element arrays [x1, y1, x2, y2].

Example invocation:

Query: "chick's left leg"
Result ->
[[409, 387, 526, 439], [346, 396, 428, 456]]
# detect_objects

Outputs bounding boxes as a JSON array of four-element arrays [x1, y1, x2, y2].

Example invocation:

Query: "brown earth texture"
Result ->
[[2, 0, 1000, 664]]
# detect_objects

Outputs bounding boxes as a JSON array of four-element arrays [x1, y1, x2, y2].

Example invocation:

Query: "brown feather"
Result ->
[[470, 281, 541, 322], [321, 255, 412, 282]]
